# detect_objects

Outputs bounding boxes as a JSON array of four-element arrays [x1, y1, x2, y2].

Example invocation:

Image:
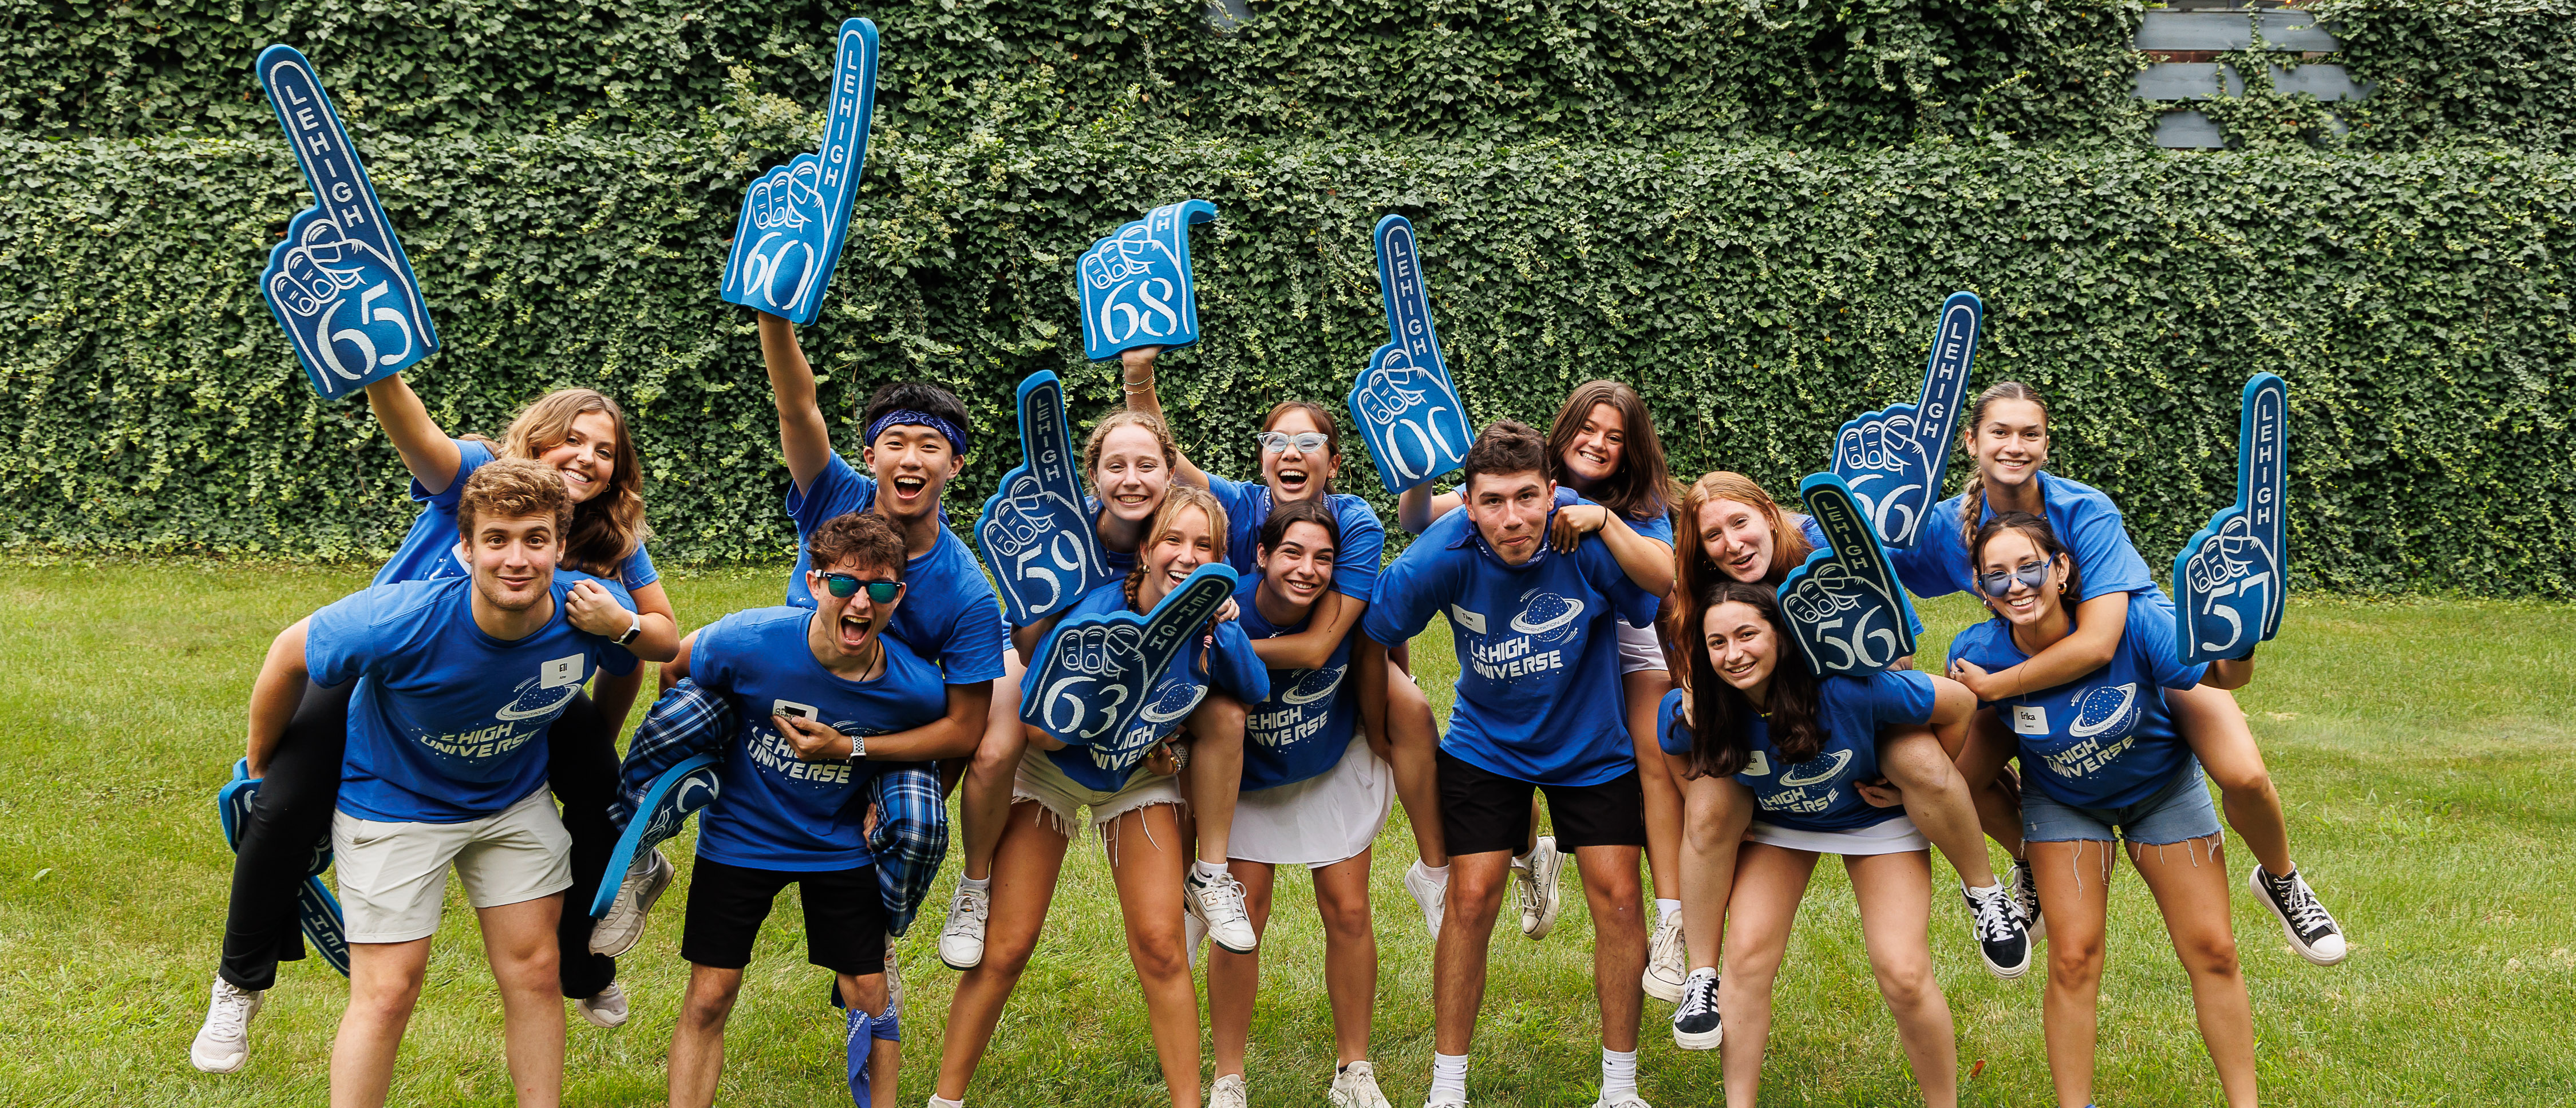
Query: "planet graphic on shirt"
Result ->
[[1281, 665, 1347, 706], [1508, 591, 1587, 642], [1776, 748, 1855, 788], [492, 676, 579, 722], [1136, 678, 1209, 726], [2066, 683, 2141, 739]]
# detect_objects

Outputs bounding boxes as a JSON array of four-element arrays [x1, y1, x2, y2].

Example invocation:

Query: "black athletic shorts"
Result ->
[[679, 856, 887, 975], [1437, 749, 1648, 856]]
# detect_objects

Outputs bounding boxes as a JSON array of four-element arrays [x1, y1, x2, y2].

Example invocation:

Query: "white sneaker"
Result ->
[[1591, 1095, 1652, 1108], [1210, 1073, 1249, 1108], [1404, 861, 1449, 937], [1187, 867, 1259, 954], [1184, 908, 1209, 970], [575, 980, 631, 1028], [1641, 911, 1686, 1002], [939, 883, 991, 970], [1512, 836, 1564, 940], [588, 847, 672, 957], [188, 976, 263, 1073], [1330, 1060, 1394, 1108], [1423, 1092, 1468, 1108]]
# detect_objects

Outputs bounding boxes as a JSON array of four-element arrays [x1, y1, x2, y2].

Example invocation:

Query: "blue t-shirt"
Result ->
[[1203, 473, 1388, 603], [784, 452, 1008, 686], [307, 577, 638, 822], [1080, 494, 1142, 581], [688, 607, 951, 870], [1945, 592, 2209, 810], [1025, 581, 1271, 793], [1653, 672, 1935, 834], [1232, 576, 1360, 792], [1893, 472, 2156, 602], [1362, 504, 1659, 786], [373, 438, 660, 589]]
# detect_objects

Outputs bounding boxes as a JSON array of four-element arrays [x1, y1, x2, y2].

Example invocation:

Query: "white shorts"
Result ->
[[1229, 737, 1396, 868], [1012, 748, 1187, 840], [330, 787, 573, 944], [1746, 814, 1927, 857], [1615, 619, 1667, 676]]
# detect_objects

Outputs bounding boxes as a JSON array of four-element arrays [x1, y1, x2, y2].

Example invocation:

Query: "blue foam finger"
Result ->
[[1832, 291, 1982, 548], [2174, 373, 2289, 664], [1779, 474, 1923, 676], [217, 758, 350, 976], [255, 45, 441, 401], [977, 372, 1116, 626], [1078, 200, 1219, 361], [720, 19, 879, 325], [590, 754, 721, 919], [1348, 215, 1473, 495], [1020, 564, 1238, 775]]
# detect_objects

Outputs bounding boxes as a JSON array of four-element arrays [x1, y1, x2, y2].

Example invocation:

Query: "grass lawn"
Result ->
[[0, 560, 2571, 1106]]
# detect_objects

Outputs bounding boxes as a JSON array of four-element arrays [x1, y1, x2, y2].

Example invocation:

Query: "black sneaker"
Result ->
[[1962, 881, 2032, 980], [1670, 967, 1721, 1050], [2008, 860, 2046, 943], [2251, 865, 2348, 965]]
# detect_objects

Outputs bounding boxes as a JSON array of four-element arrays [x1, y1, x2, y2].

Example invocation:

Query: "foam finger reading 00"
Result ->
[[1348, 214, 1472, 495]]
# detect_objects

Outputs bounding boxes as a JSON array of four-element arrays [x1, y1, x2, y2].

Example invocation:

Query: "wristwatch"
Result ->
[[852, 732, 867, 761], [615, 611, 642, 647]]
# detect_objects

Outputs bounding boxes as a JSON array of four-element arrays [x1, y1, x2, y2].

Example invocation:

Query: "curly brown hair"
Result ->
[[807, 511, 907, 580], [455, 457, 574, 545]]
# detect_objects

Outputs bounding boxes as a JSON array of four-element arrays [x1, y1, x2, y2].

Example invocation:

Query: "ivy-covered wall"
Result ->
[[5, 125, 2567, 595], [2, 0, 2571, 593]]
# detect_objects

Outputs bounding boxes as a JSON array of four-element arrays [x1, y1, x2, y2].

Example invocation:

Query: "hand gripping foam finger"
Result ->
[[977, 372, 1116, 626], [590, 754, 721, 919], [254, 45, 440, 399], [1078, 200, 1218, 361], [720, 19, 879, 325], [1348, 215, 1472, 495], [217, 759, 350, 976], [1777, 474, 1925, 677], [2175, 373, 2290, 666], [1020, 564, 1238, 770], [1830, 291, 1980, 548]]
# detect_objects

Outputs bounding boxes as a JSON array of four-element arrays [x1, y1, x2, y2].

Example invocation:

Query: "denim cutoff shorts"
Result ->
[[2020, 759, 2223, 847]]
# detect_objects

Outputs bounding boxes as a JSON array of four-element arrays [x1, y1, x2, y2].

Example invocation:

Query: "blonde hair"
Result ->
[[1123, 485, 1230, 612], [1082, 409, 1180, 495], [456, 457, 574, 543], [470, 388, 650, 578]]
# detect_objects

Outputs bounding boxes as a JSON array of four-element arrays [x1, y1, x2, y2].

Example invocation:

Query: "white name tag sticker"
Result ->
[[1743, 750, 1771, 777], [772, 699, 819, 723], [2012, 705, 2049, 735], [1449, 605, 1487, 635], [542, 655, 586, 689]]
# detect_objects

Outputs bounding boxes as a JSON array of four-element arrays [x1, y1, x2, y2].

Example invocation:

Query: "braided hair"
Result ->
[[1956, 381, 2051, 555]]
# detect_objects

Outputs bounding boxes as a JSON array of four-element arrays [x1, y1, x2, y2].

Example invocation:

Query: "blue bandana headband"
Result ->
[[866, 410, 970, 456]]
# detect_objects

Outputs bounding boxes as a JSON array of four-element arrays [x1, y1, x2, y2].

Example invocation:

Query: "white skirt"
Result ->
[[1228, 737, 1395, 868], [1746, 814, 1928, 857]]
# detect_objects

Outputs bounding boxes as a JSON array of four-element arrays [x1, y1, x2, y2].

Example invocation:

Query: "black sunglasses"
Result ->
[[1974, 560, 2052, 598], [820, 573, 904, 603]]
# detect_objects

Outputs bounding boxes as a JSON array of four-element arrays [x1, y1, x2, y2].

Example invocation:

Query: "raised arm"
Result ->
[[1118, 346, 1209, 489], [1396, 484, 1462, 536], [1551, 504, 1677, 596], [2203, 654, 2255, 691], [760, 312, 833, 494], [361, 375, 463, 496], [244, 619, 314, 778]]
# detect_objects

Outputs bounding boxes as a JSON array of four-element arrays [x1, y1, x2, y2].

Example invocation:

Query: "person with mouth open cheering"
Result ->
[[1361, 421, 1660, 1108]]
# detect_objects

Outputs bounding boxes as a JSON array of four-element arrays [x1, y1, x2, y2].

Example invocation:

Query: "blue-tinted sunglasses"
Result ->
[[1974, 560, 2051, 598], [820, 573, 903, 603]]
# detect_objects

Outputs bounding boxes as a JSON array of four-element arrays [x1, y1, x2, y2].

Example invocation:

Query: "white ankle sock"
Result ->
[[1416, 860, 1450, 881], [1431, 1052, 1468, 1100], [1965, 881, 2002, 896], [1601, 1046, 1639, 1101], [929, 1097, 964, 1108], [959, 874, 990, 895], [1654, 898, 1682, 927], [1192, 858, 1229, 883]]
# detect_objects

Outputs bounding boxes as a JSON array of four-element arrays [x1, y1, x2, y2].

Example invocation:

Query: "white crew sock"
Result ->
[[1192, 858, 1230, 883], [1601, 1046, 1639, 1101], [1430, 1052, 1469, 1101], [959, 874, 991, 895], [1654, 898, 1682, 927]]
